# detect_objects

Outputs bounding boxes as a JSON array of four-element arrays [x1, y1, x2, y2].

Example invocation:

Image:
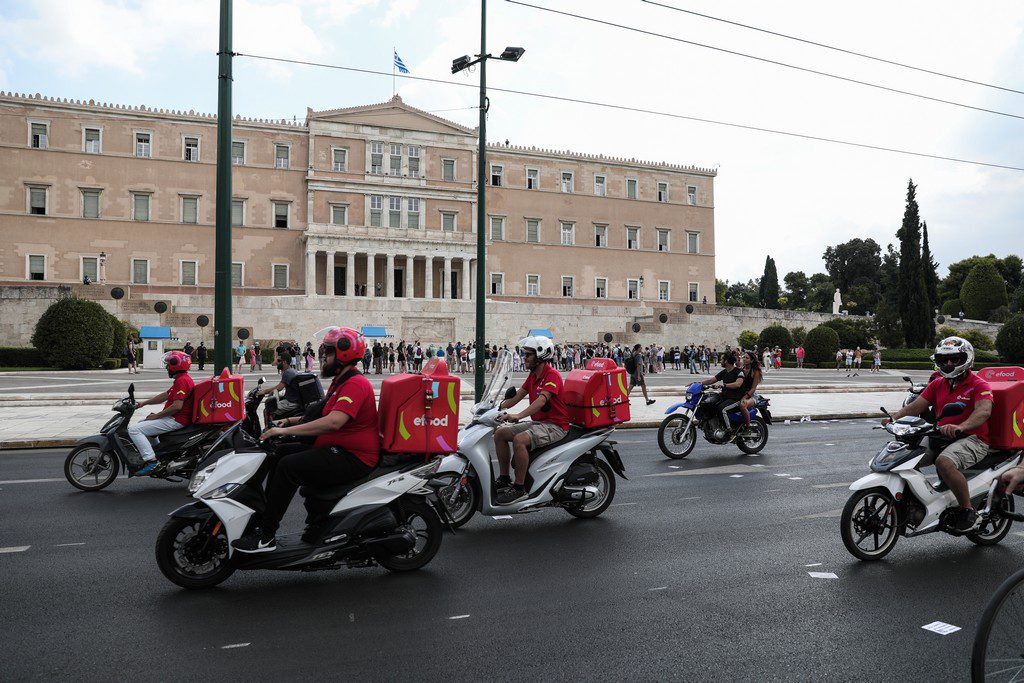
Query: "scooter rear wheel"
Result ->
[[64, 445, 119, 491], [375, 498, 443, 572], [841, 488, 900, 561], [156, 516, 234, 589], [564, 459, 616, 519]]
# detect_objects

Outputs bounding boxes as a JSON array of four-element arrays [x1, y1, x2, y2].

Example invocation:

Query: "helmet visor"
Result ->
[[936, 352, 968, 371]]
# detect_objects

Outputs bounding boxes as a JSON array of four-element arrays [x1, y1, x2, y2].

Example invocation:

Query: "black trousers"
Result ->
[[263, 447, 373, 534]]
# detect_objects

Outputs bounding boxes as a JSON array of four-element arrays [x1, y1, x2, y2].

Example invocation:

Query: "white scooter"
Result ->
[[433, 351, 627, 527], [841, 403, 1022, 561], [155, 438, 447, 589]]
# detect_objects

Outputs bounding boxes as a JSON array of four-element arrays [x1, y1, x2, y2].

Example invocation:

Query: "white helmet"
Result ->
[[933, 336, 975, 380], [518, 335, 555, 362]]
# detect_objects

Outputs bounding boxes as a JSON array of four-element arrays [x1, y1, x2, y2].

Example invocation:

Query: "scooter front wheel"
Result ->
[[658, 415, 696, 459], [155, 516, 234, 589], [841, 488, 900, 561], [376, 498, 443, 572], [437, 472, 479, 528], [64, 445, 119, 491]]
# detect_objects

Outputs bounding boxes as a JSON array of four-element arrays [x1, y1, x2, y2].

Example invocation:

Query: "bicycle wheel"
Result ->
[[972, 567, 1024, 682]]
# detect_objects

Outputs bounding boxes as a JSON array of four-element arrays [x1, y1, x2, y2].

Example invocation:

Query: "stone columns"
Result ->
[[406, 256, 415, 298], [345, 252, 355, 297], [385, 253, 395, 298], [424, 255, 433, 299], [462, 258, 472, 301], [366, 253, 376, 297], [305, 249, 316, 297], [443, 257, 452, 299], [325, 252, 335, 297]]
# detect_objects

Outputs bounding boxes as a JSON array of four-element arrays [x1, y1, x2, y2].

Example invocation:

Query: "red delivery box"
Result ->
[[979, 366, 1024, 382], [986, 369, 1024, 451], [379, 360, 460, 454], [562, 358, 631, 428], [191, 368, 245, 424]]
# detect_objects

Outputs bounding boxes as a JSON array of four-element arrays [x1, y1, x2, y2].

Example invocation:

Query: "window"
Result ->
[[330, 204, 348, 226], [689, 282, 699, 302], [687, 185, 697, 206], [272, 264, 289, 289], [273, 202, 289, 228], [332, 148, 347, 172], [659, 280, 671, 301], [627, 279, 639, 300], [135, 132, 151, 158], [562, 276, 574, 298], [527, 274, 540, 296], [490, 164, 503, 186], [407, 198, 420, 229], [560, 222, 575, 246], [657, 229, 670, 252], [132, 193, 151, 221], [82, 257, 99, 282], [441, 211, 456, 232], [595, 277, 608, 299], [526, 219, 540, 243], [389, 143, 402, 176], [180, 260, 198, 286], [84, 127, 101, 153], [687, 231, 699, 254], [561, 171, 574, 193], [657, 181, 669, 202], [626, 177, 638, 199], [594, 224, 607, 247], [183, 136, 199, 162], [28, 186, 47, 215], [490, 216, 504, 241], [442, 158, 455, 182], [490, 273, 504, 295], [627, 227, 640, 250], [231, 199, 244, 227], [27, 254, 45, 281], [527, 168, 539, 190], [179, 196, 198, 224], [371, 142, 384, 174], [594, 175, 606, 196], [389, 197, 402, 228], [275, 144, 290, 169], [231, 262, 244, 287], [407, 146, 420, 177], [30, 122, 48, 149], [231, 141, 245, 165], [370, 195, 382, 227], [132, 259, 149, 285]]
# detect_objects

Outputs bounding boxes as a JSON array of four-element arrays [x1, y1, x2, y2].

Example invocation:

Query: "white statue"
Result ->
[[832, 289, 842, 315]]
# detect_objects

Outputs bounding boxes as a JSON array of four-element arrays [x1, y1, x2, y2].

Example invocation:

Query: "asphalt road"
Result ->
[[2, 422, 1016, 681], [0, 366, 931, 397]]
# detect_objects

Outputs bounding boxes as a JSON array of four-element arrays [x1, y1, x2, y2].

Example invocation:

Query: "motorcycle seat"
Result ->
[[933, 450, 1018, 492], [299, 461, 410, 501], [157, 423, 214, 445], [528, 424, 611, 462]]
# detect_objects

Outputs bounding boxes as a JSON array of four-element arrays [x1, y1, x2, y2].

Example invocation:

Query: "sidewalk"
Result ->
[[0, 390, 904, 450]]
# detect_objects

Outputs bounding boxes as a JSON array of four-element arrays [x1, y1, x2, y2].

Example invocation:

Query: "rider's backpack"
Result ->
[[623, 354, 637, 375], [291, 372, 325, 407]]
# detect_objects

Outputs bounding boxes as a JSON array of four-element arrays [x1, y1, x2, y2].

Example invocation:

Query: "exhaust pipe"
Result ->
[[361, 529, 416, 555], [553, 484, 599, 502]]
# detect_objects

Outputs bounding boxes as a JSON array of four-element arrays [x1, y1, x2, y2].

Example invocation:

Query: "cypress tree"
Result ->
[[921, 222, 940, 312], [896, 180, 933, 347], [759, 255, 780, 308]]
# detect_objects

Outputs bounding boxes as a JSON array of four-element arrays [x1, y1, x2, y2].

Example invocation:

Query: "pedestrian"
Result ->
[[235, 340, 246, 373], [183, 340, 195, 358], [853, 347, 862, 371], [835, 349, 843, 371], [626, 344, 656, 406], [872, 348, 882, 373], [397, 342, 406, 373], [762, 347, 772, 373], [414, 342, 423, 373], [253, 341, 262, 371], [304, 343, 315, 372], [248, 344, 257, 373], [196, 341, 207, 372], [845, 348, 854, 376], [795, 345, 805, 369], [373, 341, 383, 374]]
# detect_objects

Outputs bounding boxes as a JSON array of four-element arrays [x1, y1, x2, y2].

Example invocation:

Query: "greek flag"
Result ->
[[394, 51, 409, 74]]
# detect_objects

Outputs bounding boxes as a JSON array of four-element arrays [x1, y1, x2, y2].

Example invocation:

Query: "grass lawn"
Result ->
[[0, 367, 53, 372]]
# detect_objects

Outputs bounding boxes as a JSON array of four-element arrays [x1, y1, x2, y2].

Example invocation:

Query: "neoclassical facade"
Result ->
[[0, 91, 716, 314]]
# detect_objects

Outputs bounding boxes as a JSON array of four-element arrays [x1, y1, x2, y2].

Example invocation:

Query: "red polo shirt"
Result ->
[[522, 363, 570, 430], [920, 371, 994, 444], [314, 373, 381, 467], [165, 373, 195, 426]]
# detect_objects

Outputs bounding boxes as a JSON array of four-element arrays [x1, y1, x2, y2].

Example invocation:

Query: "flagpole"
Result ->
[[392, 47, 396, 97]]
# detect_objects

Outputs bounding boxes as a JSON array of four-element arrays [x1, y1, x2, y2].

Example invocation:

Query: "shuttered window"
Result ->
[[82, 190, 101, 218], [182, 196, 198, 224]]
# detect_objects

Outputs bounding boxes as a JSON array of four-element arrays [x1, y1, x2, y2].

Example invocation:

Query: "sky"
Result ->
[[1, 0, 1022, 285]]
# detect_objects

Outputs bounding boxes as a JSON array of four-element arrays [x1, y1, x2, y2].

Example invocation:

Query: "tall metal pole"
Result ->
[[474, 0, 487, 401], [214, 0, 233, 374]]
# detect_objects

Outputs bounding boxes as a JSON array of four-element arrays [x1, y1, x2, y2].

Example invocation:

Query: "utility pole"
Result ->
[[214, 0, 233, 374], [474, 0, 487, 402]]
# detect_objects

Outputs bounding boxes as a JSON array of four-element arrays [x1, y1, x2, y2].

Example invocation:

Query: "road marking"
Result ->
[[730, 474, 744, 478], [679, 496, 702, 500], [796, 508, 844, 520], [750, 464, 765, 468], [805, 563, 822, 567], [221, 643, 251, 649], [808, 572, 839, 579], [812, 482, 854, 489], [0, 478, 66, 485], [0, 546, 30, 553], [648, 586, 668, 591], [762, 489, 783, 493], [493, 515, 513, 520], [448, 614, 471, 620], [825, 443, 835, 447], [922, 622, 961, 635], [55, 542, 85, 547], [788, 477, 803, 481], [644, 464, 761, 478], [669, 465, 680, 469], [774, 473, 791, 477], [613, 502, 638, 507]]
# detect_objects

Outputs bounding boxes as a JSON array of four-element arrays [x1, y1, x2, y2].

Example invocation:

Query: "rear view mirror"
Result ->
[[902, 376, 912, 382], [128, 383, 135, 399], [504, 387, 518, 401], [939, 402, 966, 419], [258, 377, 265, 386]]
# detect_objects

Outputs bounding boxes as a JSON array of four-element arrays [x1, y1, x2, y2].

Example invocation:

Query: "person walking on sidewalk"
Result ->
[[795, 345, 805, 369], [126, 336, 139, 374], [872, 348, 882, 373], [626, 344, 657, 406], [253, 341, 263, 372], [845, 348, 855, 376], [196, 342, 207, 372]]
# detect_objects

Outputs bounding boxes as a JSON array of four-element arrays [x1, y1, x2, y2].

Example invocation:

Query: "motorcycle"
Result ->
[[841, 403, 1021, 561], [63, 383, 230, 491], [657, 382, 771, 459], [155, 438, 448, 589], [432, 350, 627, 528]]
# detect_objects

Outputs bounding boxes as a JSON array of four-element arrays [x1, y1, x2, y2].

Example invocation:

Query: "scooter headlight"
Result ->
[[188, 462, 218, 493], [409, 459, 441, 479], [207, 482, 241, 499]]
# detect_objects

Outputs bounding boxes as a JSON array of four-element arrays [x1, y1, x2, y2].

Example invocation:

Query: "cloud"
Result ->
[[381, 0, 420, 27]]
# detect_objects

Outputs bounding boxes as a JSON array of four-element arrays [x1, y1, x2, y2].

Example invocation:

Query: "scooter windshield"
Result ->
[[480, 350, 514, 410]]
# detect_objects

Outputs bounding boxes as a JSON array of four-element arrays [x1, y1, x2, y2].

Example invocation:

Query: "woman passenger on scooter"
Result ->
[[233, 327, 380, 554], [738, 352, 763, 429]]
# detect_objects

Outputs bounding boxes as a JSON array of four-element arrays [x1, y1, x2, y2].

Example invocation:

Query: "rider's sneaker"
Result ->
[[646, 399, 656, 406], [233, 530, 277, 553], [134, 460, 160, 476], [495, 475, 512, 491], [951, 508, 979, 533], [496, 484, 528, 506]]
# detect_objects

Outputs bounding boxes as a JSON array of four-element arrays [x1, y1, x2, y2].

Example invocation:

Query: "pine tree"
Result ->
[[921, 222, 940, 311], [896, 180, 933, 347], [759, 255, 780, 308]]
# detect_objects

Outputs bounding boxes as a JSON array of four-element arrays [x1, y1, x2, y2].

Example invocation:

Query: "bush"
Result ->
[[822, 317, 874, 349], [863, 348, 999, 363], [782, 360, 817, 369], [758, 325, 793, 354], [997, 313, 1024, 362], [988, 306, 1010, 323], [31, 298, 115, 370], [260, 345, 276, 365], [960, 261, 1008, 320], [790, 326, 807, 346], [935, 325, 959, 343], [101, 358, 122, 370], [941, 299, 962, 316], [1011, 285, 1024, 313], [804, 325, 840, 365], [0, 347, 48, 367], [960, 329, 995, 351], [737, 330, 759, 350]]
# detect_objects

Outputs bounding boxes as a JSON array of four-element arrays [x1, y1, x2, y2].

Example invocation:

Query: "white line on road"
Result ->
[[493, 515, 513, 520], [762, 489, 783, 493], [796, 508, 844, 520], [808, 572, 839, 579], [805, 563, 822, 567], [921, 622, 961, 635], [774, 474, 791, 477], [648, 586, 668, 591], [0, 478, 67, 485], [679, 496, 702, 500], [221, 643, 251, 649], [613, 502, 638, 507], [0, 546, 30, 553], [448, 615, 471, 620], [788, 477, 804, 481], [730, 474, 744, 478], [55, 542, 85, 547], [812, 482, 853, 489]]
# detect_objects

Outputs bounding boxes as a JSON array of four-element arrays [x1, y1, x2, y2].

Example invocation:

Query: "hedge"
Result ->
[[737, 330, 758, 349], [758, 325, 793, 353], [101, 358, 122, 370], [782, 360, 818, 369], [804, 325, 840, 365], [861, 348, 999, 363], [0, 347, 49, 367], [997, 314, 1024, 363]]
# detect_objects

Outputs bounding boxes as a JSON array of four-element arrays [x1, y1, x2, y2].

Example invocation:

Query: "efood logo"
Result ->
[[212, 401, 235, 409], [414, 415, 449, 427]]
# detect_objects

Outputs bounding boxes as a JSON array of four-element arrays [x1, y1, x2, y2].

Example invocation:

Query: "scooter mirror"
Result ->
[[504, 386, 518, 401], [902, 375, 912, 382], [258, 377, 265, 386], [128, 383, 135, 399]]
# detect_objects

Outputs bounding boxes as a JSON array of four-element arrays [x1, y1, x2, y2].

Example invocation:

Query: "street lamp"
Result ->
[[639, 275, 645, 303], [451, 2, 525, 401], [99, 251, 107, 284]]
